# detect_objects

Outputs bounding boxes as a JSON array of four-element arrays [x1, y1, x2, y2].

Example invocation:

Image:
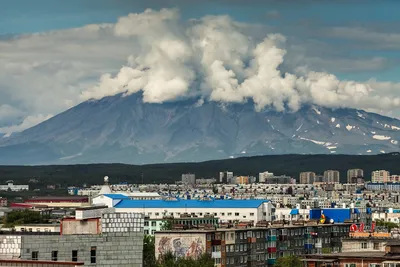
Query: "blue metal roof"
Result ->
[[103, 194, 130, 200], [290, 209, 299, 215], [114, 199, 268, 209]]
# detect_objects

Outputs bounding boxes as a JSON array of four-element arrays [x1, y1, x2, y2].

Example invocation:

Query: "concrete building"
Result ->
[[0, 182, 28, 191], [302, 242, 400, 267], [372, 170, 390, 183], [182, 173, 196, 185], [324, 170, 340, 183], [23, 196, 90, 208], [220, 171, 234, 184], [196, 178, 217, 185], [299, 172, 316, 184], [14, 224, 60, 233], [236, 176, 249, 184], [0, 209, 144, 267], [115, 199, 275, 225], [0, 259, 84, 266], [155, 223, 351, 267], [259, 172, 274, 183], [347, 169, 364, 183], [144, 215, 219, 235], [264, 175, 294, 184]]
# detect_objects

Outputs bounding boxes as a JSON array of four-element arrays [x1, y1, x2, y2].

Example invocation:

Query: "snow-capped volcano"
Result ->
[[0, 93, 399, 165]]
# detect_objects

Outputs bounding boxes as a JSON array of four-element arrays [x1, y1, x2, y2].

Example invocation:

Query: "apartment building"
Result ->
[[347, 169, 364, 184], [300, 172, 316, 184], [323, 170, 340, 183], [372, 170, 390, 183], [155, 223, 351, 267]]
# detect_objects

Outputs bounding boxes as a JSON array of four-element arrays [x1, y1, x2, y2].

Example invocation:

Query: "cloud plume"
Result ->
[[82, 9, 400, 113]]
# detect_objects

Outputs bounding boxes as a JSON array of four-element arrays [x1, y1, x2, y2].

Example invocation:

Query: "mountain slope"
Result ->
[[1, 93, 400, 165]]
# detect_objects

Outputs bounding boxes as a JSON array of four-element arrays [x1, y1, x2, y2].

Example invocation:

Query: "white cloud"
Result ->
[[0, 114, 53, 137], [1, 8, 400, 135]]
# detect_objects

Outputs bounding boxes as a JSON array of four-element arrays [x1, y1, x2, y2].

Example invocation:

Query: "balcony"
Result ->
[[267, 259, 276, 265], [267, 236, 276, 241], [211, 252, 221, 259], [267, 247, 277, 253]]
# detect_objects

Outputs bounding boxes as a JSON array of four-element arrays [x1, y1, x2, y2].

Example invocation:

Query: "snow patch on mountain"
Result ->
[[312, 107, 321, 115], [331, 117, 336, 123], [372, 135, 391, 140], [346, 125, 354, 131], [357, 111, 365, 119], [392, 125, 400, 130], [336, 124, 340, 128], [391, 140, 398, 145], [299, 137, 325, 145]]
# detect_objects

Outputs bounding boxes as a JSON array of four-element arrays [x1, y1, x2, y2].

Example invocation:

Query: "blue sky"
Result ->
[[1, 0, 400, 134]]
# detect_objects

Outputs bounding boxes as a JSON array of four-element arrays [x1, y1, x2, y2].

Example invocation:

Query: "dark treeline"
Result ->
[[1, 153, 400, 187]]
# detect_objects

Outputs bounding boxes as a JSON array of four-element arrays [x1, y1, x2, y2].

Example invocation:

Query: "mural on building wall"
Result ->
[[157, 235, 205, 258]]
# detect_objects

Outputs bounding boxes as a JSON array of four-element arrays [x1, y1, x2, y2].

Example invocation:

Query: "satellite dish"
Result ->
[[330, 219, 334, 224]]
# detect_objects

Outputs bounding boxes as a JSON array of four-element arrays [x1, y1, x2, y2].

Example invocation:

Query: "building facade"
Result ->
[[115, 199, 275, 225], [0, 210, 144, 267], [323, 170, 340, 183], [155, 223, 351, 267], [372, 170, 390, 183], [182, 173, 196, 185], [347, 169, 364, 184], [300, 172, 316, 184]]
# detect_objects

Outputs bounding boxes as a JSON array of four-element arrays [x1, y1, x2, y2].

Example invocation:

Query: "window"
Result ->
[[345, 264, 357, 267], [51, 251, 58, 261], [155, 212, 159, 216], [221, 213, 225, 216], [151, 221, 157, 227], [235, 213, 239, 216], [144, 221, 149, 226], [72, 250, 78, 262], [250, 213, 254, 216], [228, 212, 232, 216], [362, 242, 368, 249], [91, 247, 96, 264], [144, 230, 149, 235], [32, 251, 39, 261]]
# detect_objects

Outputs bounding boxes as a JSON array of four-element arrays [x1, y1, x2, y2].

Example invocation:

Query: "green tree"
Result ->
[[2, 209, 48, 227], [157, 252, 214, 267], [160, 220, 173, 231], [143, 235, 157, 267], [274, 255, 302, 267]]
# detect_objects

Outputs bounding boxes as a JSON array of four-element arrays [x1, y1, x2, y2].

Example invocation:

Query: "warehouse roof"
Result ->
[[103, 194, 130, 200], [114, 199, 268, 209]]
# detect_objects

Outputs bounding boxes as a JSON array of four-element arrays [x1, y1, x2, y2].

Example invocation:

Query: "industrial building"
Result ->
[[0, 208, 144, 267], [114, 199, 275, 225]]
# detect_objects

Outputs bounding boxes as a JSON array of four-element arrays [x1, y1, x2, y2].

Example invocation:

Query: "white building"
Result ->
[[259, 171, 274, 183], [371, 170, 390, 183], [182, 173, 196, 185], [113, 199, 274, 224], [0, 182, 29, 191]]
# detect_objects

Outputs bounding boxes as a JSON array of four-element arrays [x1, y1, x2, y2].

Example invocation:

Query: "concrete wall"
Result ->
[[19, 232, 144, 267], [155, 232, 206, 260], [61, 219, 100, 235], [0, 236, 22, 259]]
